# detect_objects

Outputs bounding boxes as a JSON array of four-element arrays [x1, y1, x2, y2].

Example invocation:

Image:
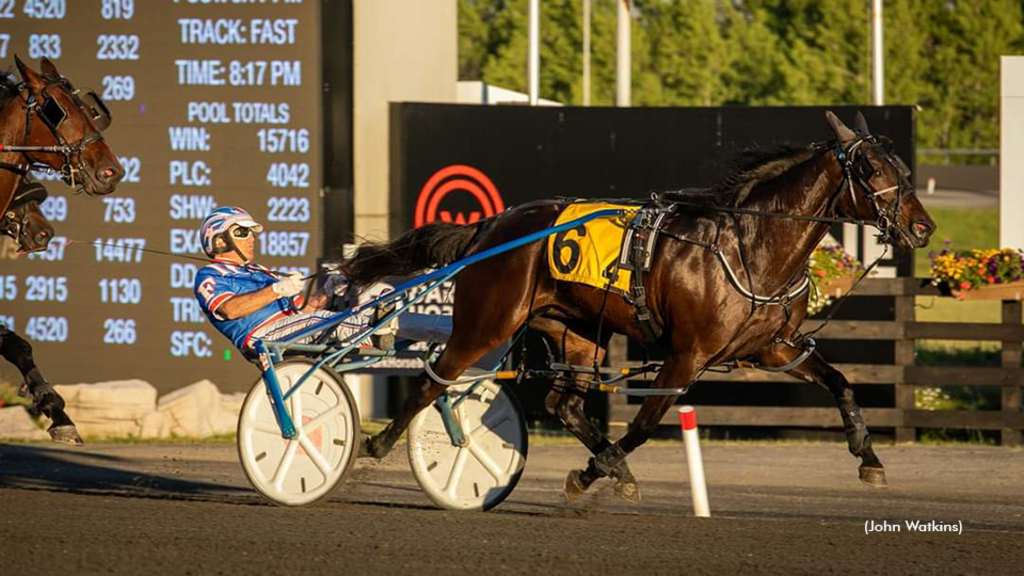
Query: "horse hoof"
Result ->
[[859, 465, 888, 488], [563, 470, 587, 502], [358, 438, 374, 458], [49, 425, 83, 446], [358, 436, 389, 459], [614, 480, 642, 503]]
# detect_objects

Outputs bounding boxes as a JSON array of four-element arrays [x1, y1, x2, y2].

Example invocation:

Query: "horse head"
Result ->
[[825, 110, 935, 249], [1, 180, 53, 253], [14, 55, 124, 196]]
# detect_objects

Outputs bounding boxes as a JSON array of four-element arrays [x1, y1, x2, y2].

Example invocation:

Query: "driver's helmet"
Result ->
[[199, 206, 263, 257]]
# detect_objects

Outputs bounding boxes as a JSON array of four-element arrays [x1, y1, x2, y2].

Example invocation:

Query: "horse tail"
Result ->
[[342, 223, 480, 289]]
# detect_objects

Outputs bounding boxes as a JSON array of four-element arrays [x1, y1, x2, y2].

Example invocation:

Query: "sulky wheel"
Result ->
[[407, 379, 527, 511], [237, 359, 361, 506]]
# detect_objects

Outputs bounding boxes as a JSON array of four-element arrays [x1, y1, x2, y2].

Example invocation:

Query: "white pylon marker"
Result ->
[[679, 406, 710, 517]]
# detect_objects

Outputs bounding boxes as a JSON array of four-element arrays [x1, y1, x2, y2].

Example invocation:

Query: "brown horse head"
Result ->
[[14, 56, 123, 196], [825, 110, 935, 249], [2, 181, 53, 253]]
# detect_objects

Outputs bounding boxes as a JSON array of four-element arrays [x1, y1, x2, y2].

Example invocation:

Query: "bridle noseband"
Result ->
[[0, 75, 111, 190], [831, 135, 912, 245]]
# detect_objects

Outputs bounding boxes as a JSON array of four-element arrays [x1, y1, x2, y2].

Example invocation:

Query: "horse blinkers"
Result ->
[[2, 182, 51, 252], [839, 138, 911, 245], [37, 78, 113, 134], [12, 181, 48, 207], [26, 77, 114, 189], [77, 89, 112, 132], [38, 95, 67, 131]]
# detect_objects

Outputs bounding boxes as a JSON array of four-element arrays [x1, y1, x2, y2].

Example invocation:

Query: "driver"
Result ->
[[193, 206, 446, 360]]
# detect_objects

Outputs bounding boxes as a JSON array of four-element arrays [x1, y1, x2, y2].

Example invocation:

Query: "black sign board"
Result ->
[[390, 103, 915, 274]]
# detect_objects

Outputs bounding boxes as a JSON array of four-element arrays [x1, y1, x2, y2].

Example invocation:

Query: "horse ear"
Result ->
[[825, 110, 856, 144], [854, 111, 870, 135], [13, 54, 45, 92], [39, 57, 61, 80]]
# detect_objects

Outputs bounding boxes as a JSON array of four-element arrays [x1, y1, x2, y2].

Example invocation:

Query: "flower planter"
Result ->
[[815, 274, 857, 298], [930, 247, 1024, 301], [951, 280, 1024, 301]]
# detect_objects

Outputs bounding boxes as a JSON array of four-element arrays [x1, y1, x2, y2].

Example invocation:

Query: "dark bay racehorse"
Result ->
[[344, 111, 935, 500], [1, 56, 124, 444]]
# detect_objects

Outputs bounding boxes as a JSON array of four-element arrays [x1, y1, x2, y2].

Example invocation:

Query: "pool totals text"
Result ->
[[0, 0, 321, 387]]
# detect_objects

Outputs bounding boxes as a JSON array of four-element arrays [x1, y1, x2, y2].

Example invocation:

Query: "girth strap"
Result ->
[[618, 200, 674, 343]]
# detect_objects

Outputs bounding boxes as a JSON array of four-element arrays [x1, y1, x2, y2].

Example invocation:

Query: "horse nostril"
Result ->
[[98, 166, 122, 183], [914, 220, 934, 237]]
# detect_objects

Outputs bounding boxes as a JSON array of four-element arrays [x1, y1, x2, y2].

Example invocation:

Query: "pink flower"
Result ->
[[987, 276, 996, 284], [837, 262, 845, 270]]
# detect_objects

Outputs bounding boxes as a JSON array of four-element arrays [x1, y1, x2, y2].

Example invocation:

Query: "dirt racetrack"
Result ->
[[2, 440, 1022, 575]]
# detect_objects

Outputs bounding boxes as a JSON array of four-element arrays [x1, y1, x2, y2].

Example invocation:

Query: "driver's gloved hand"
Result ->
[[272, 272, 305, 297]]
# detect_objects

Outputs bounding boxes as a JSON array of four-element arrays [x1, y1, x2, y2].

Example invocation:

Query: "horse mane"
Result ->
[[662, 142, 827, 208], [0, 69, 19, 109]]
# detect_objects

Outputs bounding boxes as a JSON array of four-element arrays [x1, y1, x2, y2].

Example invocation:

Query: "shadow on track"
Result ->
[[0, 443, 256, 505]]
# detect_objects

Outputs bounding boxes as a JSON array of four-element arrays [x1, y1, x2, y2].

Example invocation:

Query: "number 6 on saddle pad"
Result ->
[[547, 202, 639, 295]]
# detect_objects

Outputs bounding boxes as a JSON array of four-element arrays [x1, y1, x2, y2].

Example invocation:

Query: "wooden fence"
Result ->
[[606, 278, 1024, 446]]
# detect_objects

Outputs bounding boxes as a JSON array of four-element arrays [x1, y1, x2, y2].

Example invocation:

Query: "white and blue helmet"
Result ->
[[199, 206, 263, 257]]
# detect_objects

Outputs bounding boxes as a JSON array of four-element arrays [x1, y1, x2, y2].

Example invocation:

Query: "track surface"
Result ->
[[2, 440, 1022, 575]]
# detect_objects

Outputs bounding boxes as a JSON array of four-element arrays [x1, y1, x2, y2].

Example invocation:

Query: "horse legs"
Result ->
[[0, 326, 82, 445], [568, 355, 699, 499], [361, 297, 531, 460], [360, 374, 445, 459], [531, 319, 640, 502], [758, 344, 886, 487]]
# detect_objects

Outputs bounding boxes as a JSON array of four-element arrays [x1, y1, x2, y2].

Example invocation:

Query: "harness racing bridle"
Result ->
[[636, 134, 918, 376], [829, 134, 913, 246], [0, 74, 113, 190], [0, 180, 48, 249], [659, 134, 915, 306]]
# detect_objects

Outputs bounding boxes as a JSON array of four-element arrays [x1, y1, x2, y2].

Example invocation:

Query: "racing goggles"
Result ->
[[231, 227, 255, 239]]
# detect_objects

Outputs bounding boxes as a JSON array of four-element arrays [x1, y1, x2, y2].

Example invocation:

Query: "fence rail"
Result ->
[[606, 278, 1024, 446]]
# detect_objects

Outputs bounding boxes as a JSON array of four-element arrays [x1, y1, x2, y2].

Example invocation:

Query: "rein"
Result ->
[[660, 136, 909, 298], [664, 137, 909, 232], [647, 137, 908, 381], [61, 238, 315, 280]]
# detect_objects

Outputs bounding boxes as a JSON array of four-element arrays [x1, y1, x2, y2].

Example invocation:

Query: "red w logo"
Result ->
[[415, 165, 505, 228]]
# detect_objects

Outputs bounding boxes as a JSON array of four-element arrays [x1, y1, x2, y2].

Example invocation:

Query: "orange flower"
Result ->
[[959, 281, 971, 290], [988, 276, 996, 283], [816, 269, 827, 277]]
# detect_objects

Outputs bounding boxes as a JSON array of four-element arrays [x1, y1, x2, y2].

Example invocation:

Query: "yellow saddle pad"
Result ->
[[547, 203, 639, 293]]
